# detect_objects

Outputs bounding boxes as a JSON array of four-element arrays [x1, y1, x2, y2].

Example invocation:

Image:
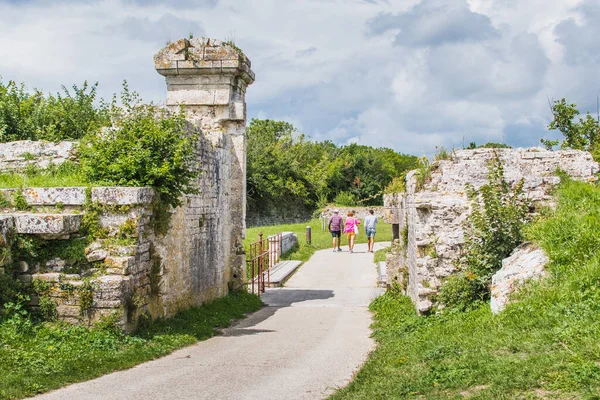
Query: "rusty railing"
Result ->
[[247, 232, 283, 295]]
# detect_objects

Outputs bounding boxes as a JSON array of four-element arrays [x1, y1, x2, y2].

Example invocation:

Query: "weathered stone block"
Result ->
[[31, 273, 61, 282], [86, 249, 108, 262], [13, 213, 81, 236], [45, 258, 66, 272], [0, 187, 86, 206], [104, 256, 136, 274], [491, 243, 549, 314], [57, 304, 81, 319], [94, 275, 130, 303], [92, 187, 154, 205], [166, 88, 230, 106]]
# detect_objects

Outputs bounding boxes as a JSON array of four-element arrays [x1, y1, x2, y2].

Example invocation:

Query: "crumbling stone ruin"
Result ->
[[0, 38, 254, 330], [384, 148, 599, 314]]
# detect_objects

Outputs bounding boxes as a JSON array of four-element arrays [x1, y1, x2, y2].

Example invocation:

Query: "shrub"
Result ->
[[2, 293, 30, 322], [13, 190, 28, 211], [462, 154, 528, 280], [0, 79, 108, 142], [466, 142, 512, 149], [384, 176, 406, 194], [436, 271, 487, 312], [433, 146, 451, 161], [333, 191, 357, 206], [38, 296, 57, 322], [478, 142, 511, 149], [79, 83, 198, 208], [414, 156, 431, 191], [0, 266, 21, 315]]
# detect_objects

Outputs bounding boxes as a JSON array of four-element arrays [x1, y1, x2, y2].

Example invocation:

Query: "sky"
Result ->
[[0, 0, 598, 156]]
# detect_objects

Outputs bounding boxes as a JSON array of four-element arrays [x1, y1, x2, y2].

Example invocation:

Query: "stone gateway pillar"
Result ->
[[153, 38, 254, 315]]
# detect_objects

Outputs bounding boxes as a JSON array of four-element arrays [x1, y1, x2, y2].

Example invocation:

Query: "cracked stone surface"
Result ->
[[491, 242, 549, 314], [13, 213, 81, 236], [384, 148, 598, 313]]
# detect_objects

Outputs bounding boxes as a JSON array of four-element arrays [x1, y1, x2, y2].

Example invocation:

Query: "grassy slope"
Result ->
[[332, 180, 600, 399], [244, 218, 392, 262], [0, 291, 262, 400]]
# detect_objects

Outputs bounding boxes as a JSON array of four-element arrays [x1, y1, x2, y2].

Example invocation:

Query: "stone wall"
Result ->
[[384, 148, 599, 314], [320, 206, 385, 221], [0, 187, 153, 329], [246, 214, 312, 228], [0, 37, 255, 328], [0, 141, 77, 172]]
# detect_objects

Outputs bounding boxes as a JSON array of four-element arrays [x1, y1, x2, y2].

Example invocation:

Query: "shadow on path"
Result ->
[[221, 289, 334, 337]]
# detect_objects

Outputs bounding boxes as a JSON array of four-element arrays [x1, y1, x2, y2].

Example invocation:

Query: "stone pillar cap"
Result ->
[[154, 37, 255, 84]]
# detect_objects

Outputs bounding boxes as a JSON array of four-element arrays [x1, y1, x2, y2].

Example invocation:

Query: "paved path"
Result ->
[[34, 242, 387, 400]]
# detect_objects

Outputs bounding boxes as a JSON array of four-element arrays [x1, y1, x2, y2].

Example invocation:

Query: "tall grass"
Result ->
[[0, 163, 88, 188], [332, 179, 600, 399]]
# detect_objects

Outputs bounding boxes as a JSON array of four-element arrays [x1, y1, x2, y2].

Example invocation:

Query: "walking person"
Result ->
[[328, 209, 343, 252], [344, 211, 360, 253], [364, 209, 378, 253]]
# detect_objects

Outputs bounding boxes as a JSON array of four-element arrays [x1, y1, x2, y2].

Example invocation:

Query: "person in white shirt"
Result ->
[[364, 209, 378, 253]]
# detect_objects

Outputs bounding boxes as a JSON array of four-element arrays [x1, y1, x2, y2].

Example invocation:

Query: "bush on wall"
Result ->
[[78, 83, 198, 208]]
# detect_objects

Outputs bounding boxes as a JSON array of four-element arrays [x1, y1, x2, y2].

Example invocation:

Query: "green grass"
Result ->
[[373, 246, 390, 264], [331, 179, 600, 399], [0, 163, 89, 188], [0, 290, 262, 400], [244, 218, 392, 262]]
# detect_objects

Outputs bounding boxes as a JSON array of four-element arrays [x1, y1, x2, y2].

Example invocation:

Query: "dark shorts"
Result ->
[[331, 230, 341, 238], [366, 228, 376, 238]]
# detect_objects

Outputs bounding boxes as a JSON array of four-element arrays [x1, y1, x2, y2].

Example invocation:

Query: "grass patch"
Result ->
[[373, 246, 390, 264], [0, 290, 262, 400], [0, 162, 89, 188], [332, 179, 600, 399], [244, 218, 392, 262]]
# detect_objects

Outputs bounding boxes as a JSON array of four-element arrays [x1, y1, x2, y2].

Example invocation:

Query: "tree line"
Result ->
[[246, 119, 418, 219]]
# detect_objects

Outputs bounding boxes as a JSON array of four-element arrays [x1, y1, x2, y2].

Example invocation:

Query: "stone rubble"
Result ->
[[491, 242, 549, 314], [384, 147, 598, 314], [0, 140, 77, 172]]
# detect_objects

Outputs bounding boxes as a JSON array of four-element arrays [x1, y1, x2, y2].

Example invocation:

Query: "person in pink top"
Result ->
[[344, 211, 360, 253]]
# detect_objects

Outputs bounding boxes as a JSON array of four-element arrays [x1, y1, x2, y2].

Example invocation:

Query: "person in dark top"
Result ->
[[328, 209, 343, 252]]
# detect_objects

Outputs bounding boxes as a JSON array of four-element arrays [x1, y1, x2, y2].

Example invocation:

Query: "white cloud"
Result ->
[[0, 0, 596, 154]]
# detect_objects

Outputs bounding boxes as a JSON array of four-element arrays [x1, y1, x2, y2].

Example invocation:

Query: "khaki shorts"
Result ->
[[346, 232, 356, 241]]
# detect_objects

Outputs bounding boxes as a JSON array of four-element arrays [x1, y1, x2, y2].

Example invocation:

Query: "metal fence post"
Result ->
[[306, 226, 311, 245], [258, 233, 264, 293]]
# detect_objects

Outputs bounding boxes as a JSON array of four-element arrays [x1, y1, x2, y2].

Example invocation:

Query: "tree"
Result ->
[[547, 98, 600, 152], [245, 118, 418, 219]]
